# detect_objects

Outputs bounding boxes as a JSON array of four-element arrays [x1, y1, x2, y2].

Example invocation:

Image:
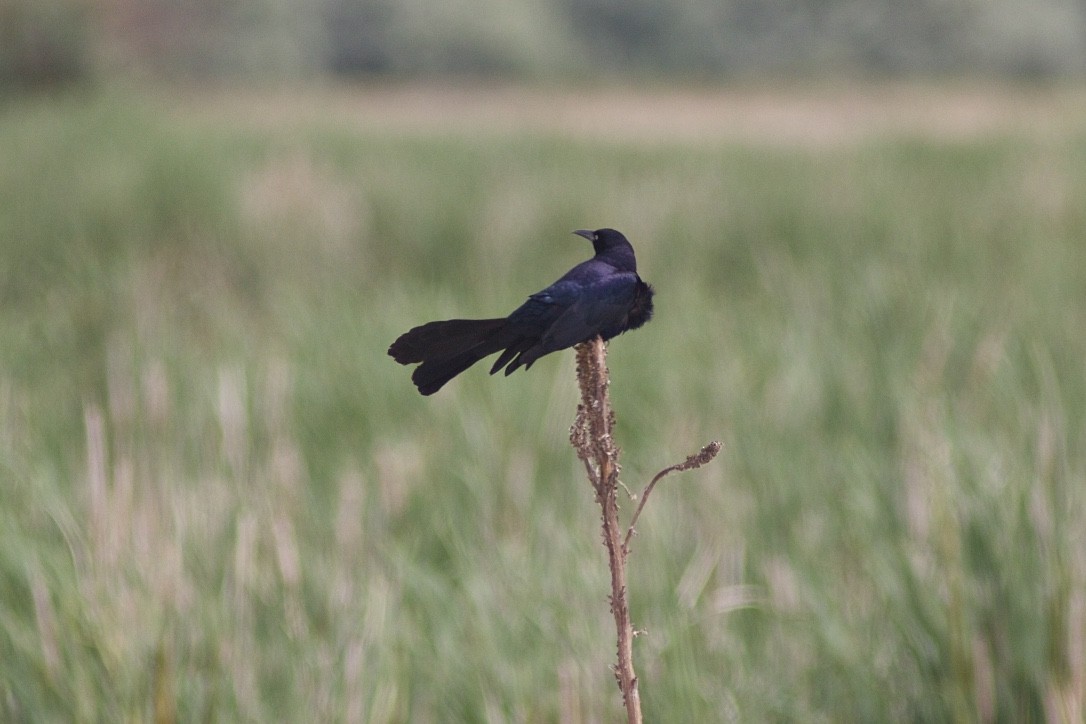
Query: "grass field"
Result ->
[[2, 84, 1086, 722]]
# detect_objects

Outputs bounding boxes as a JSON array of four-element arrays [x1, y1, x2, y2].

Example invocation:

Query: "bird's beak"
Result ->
[[573, 230, 596, 241]]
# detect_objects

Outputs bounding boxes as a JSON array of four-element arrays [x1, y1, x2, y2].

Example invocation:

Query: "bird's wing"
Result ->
[[507, 280, 582, 329], [537, 273, 639, 351]]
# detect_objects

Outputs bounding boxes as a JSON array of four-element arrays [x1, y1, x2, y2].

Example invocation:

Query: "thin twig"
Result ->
[[623, 441, 722, 554]]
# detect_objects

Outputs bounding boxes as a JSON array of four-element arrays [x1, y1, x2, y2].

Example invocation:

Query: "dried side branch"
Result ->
[[624, 441, 722, 554]]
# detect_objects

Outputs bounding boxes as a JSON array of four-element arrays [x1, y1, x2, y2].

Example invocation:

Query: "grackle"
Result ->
[[389, 228, 654, 395]]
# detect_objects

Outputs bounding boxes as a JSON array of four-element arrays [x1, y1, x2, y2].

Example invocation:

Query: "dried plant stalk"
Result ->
[[570, 336, 721, 724], [571, 336, 641, 723]]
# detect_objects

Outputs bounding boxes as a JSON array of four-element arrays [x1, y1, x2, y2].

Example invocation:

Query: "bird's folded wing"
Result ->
[[538, 274, 639, 351]]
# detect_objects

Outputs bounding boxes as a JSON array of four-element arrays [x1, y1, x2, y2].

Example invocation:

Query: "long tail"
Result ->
[[389, 318, 512, 395]]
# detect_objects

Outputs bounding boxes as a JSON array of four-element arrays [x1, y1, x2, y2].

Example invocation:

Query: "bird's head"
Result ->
[[573, 228, 632, 257]]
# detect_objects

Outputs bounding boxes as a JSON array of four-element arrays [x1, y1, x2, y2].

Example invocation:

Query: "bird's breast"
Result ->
[[626, 279, 655, 331]]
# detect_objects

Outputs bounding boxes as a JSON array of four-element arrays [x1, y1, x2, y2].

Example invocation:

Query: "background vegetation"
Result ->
[[5, 0, 1086, 90], [1, 86, 1085, 720]]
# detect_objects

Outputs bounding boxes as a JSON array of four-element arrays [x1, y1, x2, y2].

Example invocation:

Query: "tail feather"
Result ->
[[388, 318, 507, 364], [503, 343, 545, 375], [411, 352, 489, 395], [390, 318, 518, 395], [488, 337, 534, 375]]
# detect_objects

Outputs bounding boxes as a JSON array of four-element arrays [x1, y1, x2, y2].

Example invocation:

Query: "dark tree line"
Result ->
[[5, 0, 1086, 89]]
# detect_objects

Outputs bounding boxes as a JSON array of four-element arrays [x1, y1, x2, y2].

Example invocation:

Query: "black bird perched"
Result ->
[[389, 228, 654, 395]]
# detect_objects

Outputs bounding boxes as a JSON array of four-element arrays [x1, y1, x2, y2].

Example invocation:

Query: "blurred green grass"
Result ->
[[1, 88, 1085, 721]]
